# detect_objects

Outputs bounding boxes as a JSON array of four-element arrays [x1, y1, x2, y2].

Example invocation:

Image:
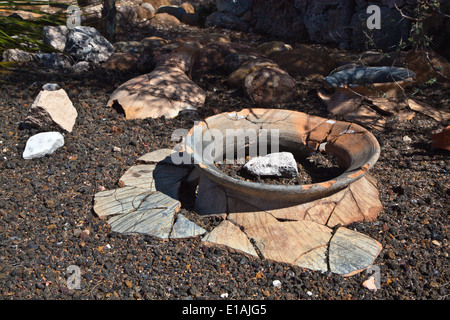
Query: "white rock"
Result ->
[[24, 89, 77, 132], [244, 152, 298, 177], [272, 280, 282, 288], [220, 292, 229, 298], [23, 132, 64, 159]]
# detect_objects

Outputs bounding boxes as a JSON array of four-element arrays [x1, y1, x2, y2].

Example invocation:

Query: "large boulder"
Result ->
[[107, 67, 206, 119], [64, 26, 114, 64]]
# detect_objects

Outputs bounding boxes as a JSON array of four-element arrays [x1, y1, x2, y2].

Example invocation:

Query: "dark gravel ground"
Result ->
[[0, 17, 449, 303]]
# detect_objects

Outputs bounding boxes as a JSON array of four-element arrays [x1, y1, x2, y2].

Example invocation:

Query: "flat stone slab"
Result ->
[[202, 220, 258, 257], [118, 163, 191, 200], [170, 214, 207, 239], [329, 227, 382, 276], [107, 191, 181, 239]]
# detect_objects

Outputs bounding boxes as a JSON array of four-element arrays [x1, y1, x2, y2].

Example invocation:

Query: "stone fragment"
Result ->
[[2, 48, 35, 62], [42, 25, 68, 52], [180, 2, 195, 14], [94, 187, 154, 218], [118, 163, 191, 200], [151, 13, 181, 26], [180, 13, 202, 26], [65, 26, 114, 64], [106, 191, 180, 239], [107, 67, 206, 119], [137, 148, 175, 163], [102, 52, 138, 72], [24, 88, 77, 132], [223, 52, 261, 74], [244, 66, 297, 106], [244, 152, 298, 177], [257, 41, 292, 57], [170, 214, 206, 239], [228, 60, 278, 88], [228, 211, 333, 265], [407, 99, 450, 123], [23, 132, 64, 160], [328, 227, 382, 276], [202, 220, 258, 257], [71, 61, 90, 73], [35, 52, 72, 69]]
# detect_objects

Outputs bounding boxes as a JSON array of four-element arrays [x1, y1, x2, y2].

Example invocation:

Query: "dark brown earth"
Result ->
[[0, 4, 449, 303]]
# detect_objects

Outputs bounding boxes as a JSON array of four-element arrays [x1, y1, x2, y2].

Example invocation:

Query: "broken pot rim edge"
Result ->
[[185, 108, 381, 198]]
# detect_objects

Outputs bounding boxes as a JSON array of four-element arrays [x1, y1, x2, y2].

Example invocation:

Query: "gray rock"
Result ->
[[2, 49, 35, 62], [64, 26, 114, 64], [23, 132, 64, 160], [35, 52, 72, 69], [42, 83, 60, 91], [43, 25, 69, 52], [71, 61, 90, 73], [244, 152, 298, 177], [217, 0, 253, 16]]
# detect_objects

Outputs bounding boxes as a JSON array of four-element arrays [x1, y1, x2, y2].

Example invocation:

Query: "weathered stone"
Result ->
[[107, 67, 206, 119], [244, 152, 299, 177], [65, 26, 114, 64], [141, 0, 171, 11], [106, 190, 180, 239], [151, 12, 181, 26], [102, 52, 138, 72], [180, 2, 195, 14], [228, 59, 278, 88], [134, 5, 155, 20], [202, 220, 258, 257], [24, 88, 77, 132], [23, 132, 64, 160], [257, 41, 292, 57], [138, 148, 175, 164], [170, 214, 206, 239], [71, 61, 90, 73], [189, 42, 257, 78], [43, 25, 69, 52], [35, 52, 72, 69], [228, 211, 332, 265], [244, 66, 297, 106], [329, 227, 382, 276], [223, 52, 261, 74], [2, 48, 35, 62], [155, 44, 200, 72], [118, 163, 191, 200]]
